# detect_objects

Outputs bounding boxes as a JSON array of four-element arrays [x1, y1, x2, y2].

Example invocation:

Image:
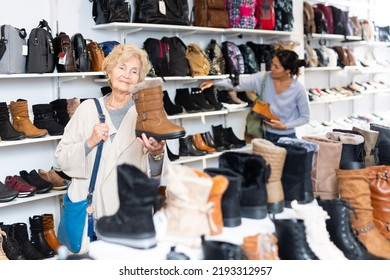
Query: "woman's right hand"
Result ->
[[199, 80, 215, 91], [87, 122, 110, 148]]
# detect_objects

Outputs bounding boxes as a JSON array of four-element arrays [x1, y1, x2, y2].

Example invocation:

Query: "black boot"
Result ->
[[179, 135, 207, 156], [174, 88, 202, 113], [29, 215, 55, 258], [0, 224, 25, 260], [318, 199, 384, 260], [163, 90, 183, 116], [276, 138, 318, 207], [204, 168, 242, 227], [201, 131, 225, 152], [370, 123, 390, 165], [50, 98, 70, 127], [19, 170, 53, 194], [33, 104, 64, 135], [212, 124, 234, 150], [96, 164, 160, 249], [219, 152, 269, 219], [12, 223, 44, 260], [201, 236, 244, 260], [190, 88, 215, 111], [203, 86, 223, 110], [166, 144, 179, 161], [224, 127, 246, 149], [273, 219, 319, 260], [0, 102, 25, 140]]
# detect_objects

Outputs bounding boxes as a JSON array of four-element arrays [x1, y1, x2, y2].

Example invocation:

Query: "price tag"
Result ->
[[22, 45, 28, 56], [159, 0, 166, 15], [58, 52, 66, 65]]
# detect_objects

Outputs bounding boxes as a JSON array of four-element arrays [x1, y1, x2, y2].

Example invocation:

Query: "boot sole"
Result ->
[[241, 205, 267, 219], [223, 217, 242, 227], [95, 230, 157, 250], [267, 201, 284, 214], [136, 130, 186, 140], [0, 194, 19, 202]]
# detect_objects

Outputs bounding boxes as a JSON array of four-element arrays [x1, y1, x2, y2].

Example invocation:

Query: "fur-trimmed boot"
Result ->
[[276, 138, 319, 207], [242, 232, 279, 260], [252, 138, 286, 214], [370, 123, 390, 165], [302, 135, 342, 199], [337, 167, 390, 259], [131, 78, 186, 140], [353, 126, 379, 166]]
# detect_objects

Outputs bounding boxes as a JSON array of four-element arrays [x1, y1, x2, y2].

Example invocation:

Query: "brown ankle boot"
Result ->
[[251, 100, 279, 121], [192, 133, 216, 154], [242, 232, 279, 260], [368, 165, 390, 239], [42, 214, 62, 251], [9, 100, 48, 138], [337, 167, 390, 259], [131, 78, 186, 140]]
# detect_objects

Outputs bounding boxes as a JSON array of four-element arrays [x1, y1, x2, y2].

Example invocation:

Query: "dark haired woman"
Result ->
[[200, 49, 310, 143]]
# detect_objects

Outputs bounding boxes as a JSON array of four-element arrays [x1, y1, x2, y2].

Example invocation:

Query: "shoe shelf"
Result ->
[[305, 33, 363, 42], [0, 135, 62, 148], [305, 66, 361, 72], [167, 106, 249, 121], [310, 95, 362, 105], [0, 190, 66, 209], [0, 72, 104, 80], [93, 74, 230, 83]]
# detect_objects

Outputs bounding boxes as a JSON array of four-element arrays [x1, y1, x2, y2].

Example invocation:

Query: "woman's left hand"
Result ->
[[264, 119, 287, 130], [137, 133, 166, 156]]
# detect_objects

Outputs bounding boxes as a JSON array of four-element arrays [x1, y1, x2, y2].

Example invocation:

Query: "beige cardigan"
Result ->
[[54, 97, 169, 219]]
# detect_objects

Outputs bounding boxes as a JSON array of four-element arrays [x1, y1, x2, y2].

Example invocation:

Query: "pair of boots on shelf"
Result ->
[[0, 214, 61, 260]]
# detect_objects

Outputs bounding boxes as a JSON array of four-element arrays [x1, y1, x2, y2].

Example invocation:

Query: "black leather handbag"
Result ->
[[134, 0, 190, 26]]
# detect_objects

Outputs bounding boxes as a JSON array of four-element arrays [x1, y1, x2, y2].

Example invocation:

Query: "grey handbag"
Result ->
[[0, 25, 27, 74]]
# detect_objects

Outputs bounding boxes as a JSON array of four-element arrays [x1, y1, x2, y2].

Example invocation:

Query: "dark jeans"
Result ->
[[264, 131, 297, 144]]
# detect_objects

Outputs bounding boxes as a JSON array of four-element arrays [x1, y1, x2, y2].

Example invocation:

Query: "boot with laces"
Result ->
[[0, 224, 25, 260], [11, 223, 44, 260]]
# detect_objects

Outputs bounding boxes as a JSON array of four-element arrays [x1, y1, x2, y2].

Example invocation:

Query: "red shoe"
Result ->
[[5, 176, 36, 197]]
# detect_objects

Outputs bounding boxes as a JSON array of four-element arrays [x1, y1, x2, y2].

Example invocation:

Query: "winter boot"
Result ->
[[202, 86, 223, 110], [370, 123, 390, 165], [174, 88, 202, 113], [251, 99, 279, 121], [204, 168, 242, 227], [96, 164, 160, 249], [179, 135, 207, 156], [212, 124, 234, 150], [50, 98, 70, 127], [302, 135, 343, 199], [194, 169, 228, 235], [291, 200, 347, 259], [0, 229, 9, 260], [162, 165, 214, 248], [337, 167, 390, 259], [9, 99, 48, 138], [29, 215, 55, 258], [252, 138, 286, 214], [219, 151, 269, 219], [67, 97, 80, 119], [318, 198, 383, 260], [202, 236, 245, 260], [192, 133, 216, 154], [353, 126, 379, 166], [12, 223, 44, 260], [242, 232, 279, 260], [276, 137, 319, 207], [0, 102, 25, 140], [368, 165, 390, 240], [0, 224, 25, 260], [273, 218, 319, 260], [42, 213, 62, 251], [223, 127, 246, 149], [33, 104, 64, 136], [131, 78, 186, 140], [163, 90, 182, 116]]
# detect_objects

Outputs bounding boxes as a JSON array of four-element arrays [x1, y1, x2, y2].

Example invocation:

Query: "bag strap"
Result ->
[[258, 71, 268, 101]]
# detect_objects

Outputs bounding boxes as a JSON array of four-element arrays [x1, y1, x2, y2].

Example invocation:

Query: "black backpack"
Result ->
[[26, 19, 56, 73], [91, 0, 131, 24], [72, 33, 91, 72], [160, 36, 190, 77], [143, 37, 170, 77]]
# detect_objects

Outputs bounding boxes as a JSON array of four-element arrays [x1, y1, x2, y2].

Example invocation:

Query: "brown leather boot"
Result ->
[[42, 214, 62, 251], [353, 126, 379, 167], [38, 168, 70, 190], [242, 232, 279, 260], [368, 165, 390, 239], [251, 100, 279, 121], [9, 99, 48, 138], [302, 135, 342, 199], [131, 78, 186, 140], [252, 138, 286, 214], [337, 167, 390, 259], [192, 133, 216, 154]]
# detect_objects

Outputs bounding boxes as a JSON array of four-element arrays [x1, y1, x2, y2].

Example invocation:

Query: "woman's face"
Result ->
[[110, 56, 141, 94], [270, 56, 290, 79]]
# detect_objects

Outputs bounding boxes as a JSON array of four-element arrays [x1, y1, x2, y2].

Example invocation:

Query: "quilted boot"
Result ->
[[291, 200, 347, 259], [318, 198, 383, 260], [131, 78, 186, 140], [50, 98, 70, 127], [67, 97, 80, 119], [353, 126, 379, 166], [9, 99, 48, 138], [242, 232, 279, 260], [162, 165, 214, 248], [33, 103, 64, 136], [29, 215, 55, 258], [194, 169, 228, 235], [204, 168, 242, 227], [273, 219, 319, 260], [302, 135, 343, 199], [276, 138, 319, 207], [370, 123, 390, 165], [96, 164, 160, 249], [368, 165, 390, 239], [219, 151, 270, 219], [0, 224, 25, 260], [337, 167, 390, 259], [0, 102, 25, 140], [0, 229, 9, 260], [252, 138, 286, 214], [42, 213, 62, 251], [12, 223, 44, 260]]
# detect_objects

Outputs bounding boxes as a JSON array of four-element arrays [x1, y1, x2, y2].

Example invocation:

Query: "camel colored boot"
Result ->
[[131, 78, 186, 140], [163, 165, 214, 247], [251, 99, 279, 121], [42, 213, 62, 251], [242, 232, 279, 260], [302, 136, 342, 199], [337, 167, 390, 259], [9, 99, 48, 138], [252, 138, 286, 214], [368, 165, 390, 239], [353, 126, 379, 166]]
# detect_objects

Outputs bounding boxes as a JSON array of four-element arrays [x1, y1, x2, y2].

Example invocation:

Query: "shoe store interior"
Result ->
[[1, 0, 390, 261]]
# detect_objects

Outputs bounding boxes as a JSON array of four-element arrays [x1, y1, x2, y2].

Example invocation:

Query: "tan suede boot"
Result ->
[[251, 100, 279, 121], [337, 167, 390, 259], [9, 100, 48, 138], [302, 135, 342, 199], [353, 126, 379, 166], [42, 214, 62, 251], [252, 138, 286, 214], [242, 232, 279, 260], [368, 165, 390, 240], [131, 78, 186, 140]]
